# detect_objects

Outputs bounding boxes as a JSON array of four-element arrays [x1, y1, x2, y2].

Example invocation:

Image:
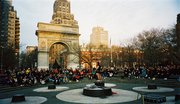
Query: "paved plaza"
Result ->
[[0, 77, 180, 104]]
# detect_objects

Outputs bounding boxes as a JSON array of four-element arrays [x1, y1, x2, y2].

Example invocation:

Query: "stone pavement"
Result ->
[[0, 78, 179, 104]]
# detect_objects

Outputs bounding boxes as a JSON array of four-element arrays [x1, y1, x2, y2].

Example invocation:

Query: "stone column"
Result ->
[[37, 38, 49, 71], [38, 51, 49, 70]]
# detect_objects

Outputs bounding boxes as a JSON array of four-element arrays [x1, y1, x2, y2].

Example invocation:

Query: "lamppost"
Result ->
[[0, 46, 4, 70], [119, 50, 122, 67]]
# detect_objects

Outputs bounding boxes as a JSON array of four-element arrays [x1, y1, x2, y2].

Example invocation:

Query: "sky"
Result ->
[[12, 0, 180, 49]]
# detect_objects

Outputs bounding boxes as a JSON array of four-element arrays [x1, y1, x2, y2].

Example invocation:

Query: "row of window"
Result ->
[[56, 1, 69, 7], [9, 13, 16, 17], [56, 7, 69, 13], [53, 13, 73, 20]]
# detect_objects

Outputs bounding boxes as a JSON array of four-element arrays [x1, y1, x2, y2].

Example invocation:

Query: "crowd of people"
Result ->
[[123, 65, 180, 79], [0, 67, 115, 87], [0, 64, 179, 87]]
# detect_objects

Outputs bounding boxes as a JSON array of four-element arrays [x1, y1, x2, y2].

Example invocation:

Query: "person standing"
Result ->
[[96, 62, 102, 80]]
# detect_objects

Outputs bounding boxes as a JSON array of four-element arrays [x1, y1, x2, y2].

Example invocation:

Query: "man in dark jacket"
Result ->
[[96, 62, 102, 80]]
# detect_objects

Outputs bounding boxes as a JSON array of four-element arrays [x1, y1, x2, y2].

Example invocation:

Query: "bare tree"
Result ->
[[133, 27, 180, 66], [72, 44, 94, 69], [134, 28, 165, 66], [162, 26, 180, 64]]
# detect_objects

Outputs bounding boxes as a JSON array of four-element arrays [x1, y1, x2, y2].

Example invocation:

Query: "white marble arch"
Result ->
[[36, 22, 80, 70]]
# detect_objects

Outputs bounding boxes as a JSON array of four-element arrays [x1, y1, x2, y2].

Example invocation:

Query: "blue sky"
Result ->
[[12, 0, 180, 49]]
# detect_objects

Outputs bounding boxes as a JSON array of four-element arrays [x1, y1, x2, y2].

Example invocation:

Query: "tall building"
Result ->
[[176, 14, 180, 52], [15, 16, 20, 56], [51, 0, 78, 27], [0, 0, 20, 68], [0, 0, 11, 48], [90, 26, 108, 47], [0, 0, 19, 49], [8, 6, 20, 53]]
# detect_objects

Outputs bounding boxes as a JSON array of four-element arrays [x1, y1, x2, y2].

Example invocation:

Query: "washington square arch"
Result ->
[[36, 0, 80, 70]]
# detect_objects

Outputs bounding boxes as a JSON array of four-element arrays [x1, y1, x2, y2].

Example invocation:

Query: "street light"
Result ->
[[119, 50, 122, 67]]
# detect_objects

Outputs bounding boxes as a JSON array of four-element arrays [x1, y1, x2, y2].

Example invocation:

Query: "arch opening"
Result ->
[[49, 42, 70, 70]]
